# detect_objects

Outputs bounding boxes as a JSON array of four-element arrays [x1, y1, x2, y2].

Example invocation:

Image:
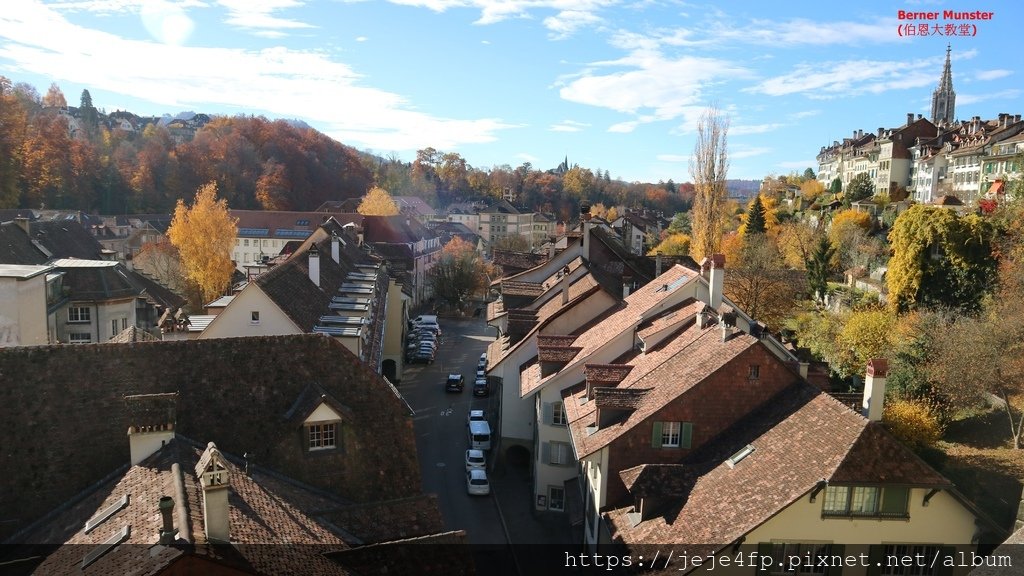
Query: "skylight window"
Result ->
[[726, 444, 755, 468], [82, 525, 131, 568], [84, 494, 129, 534]]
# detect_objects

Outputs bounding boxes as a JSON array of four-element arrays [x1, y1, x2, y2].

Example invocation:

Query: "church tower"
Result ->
[[931, 44, 956, 126]]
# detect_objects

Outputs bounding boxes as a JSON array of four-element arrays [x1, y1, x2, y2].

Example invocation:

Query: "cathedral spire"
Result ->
[[931, 44, 956, 126]]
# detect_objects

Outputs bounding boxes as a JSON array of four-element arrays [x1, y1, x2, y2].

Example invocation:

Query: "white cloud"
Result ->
[[789, 110, 821, 119], [975, 69, 1012, 81], [356, 35, 367, 42], [549, 120, 590, 132], [379, 0, 615, 35], [656, 153, 690, 163], [731, 123, 784, 136], [958, 89, 1023, 106], [0, 2, 516, 152], [216, 0, 314, 33], [543, 9, 604, 39], [732, 147, 772, 159]]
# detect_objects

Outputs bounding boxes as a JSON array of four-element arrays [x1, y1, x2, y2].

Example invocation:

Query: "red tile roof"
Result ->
[[538, 345, 582, 363], [584, 364, 634, 384], [605, 383, 955, 549]]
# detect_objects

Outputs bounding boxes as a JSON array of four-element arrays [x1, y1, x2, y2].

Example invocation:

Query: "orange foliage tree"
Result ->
[[167, 182, 238, 306], [357, 186, 400, 216]]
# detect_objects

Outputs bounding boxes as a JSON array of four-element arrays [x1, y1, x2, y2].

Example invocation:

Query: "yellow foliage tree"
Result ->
[[167, 182, 238, 306], [606, 206, 619, 222], [834, 307, 895, 378], [357, 186, 399, 216], [800, 179, 825, 204], [883, 399, 942, 448], [648, 233, 691, 257]]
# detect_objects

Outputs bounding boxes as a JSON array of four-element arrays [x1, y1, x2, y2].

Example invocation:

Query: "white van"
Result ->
[[468, 420, 491, 451]]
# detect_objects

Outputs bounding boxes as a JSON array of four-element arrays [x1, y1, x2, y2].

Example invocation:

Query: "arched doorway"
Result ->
[[382, 359, 397, 383]]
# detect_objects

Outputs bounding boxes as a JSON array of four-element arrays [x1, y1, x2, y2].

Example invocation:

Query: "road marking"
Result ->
[[436, 462, 446, 468], [440, 408, 453, 416]]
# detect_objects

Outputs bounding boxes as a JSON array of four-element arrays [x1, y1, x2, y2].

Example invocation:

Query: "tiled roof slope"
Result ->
[[0, 220, 49, 264], [21, 438, 352, 575], [255, 233, 376, 332], [30, 219, 106, 260], [0, 335, 422, 542], [493, 250, 548, 274], [606, 383, 953, 548], [362, 215, 436, 244]]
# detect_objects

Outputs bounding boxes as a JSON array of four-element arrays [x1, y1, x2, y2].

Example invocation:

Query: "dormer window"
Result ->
[[308, 423, 336, 450], [69, 306, 91, 323]]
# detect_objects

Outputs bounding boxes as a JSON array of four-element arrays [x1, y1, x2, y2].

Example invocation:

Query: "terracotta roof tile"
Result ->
[[537, 335, 578, 347], [605, 384, 955, 548], [493, 250, 548, 274], [538, 346, 582, 363], [584, 364, 634, 384], [501, 280, 545, 297], [594, 387, 650, 410]]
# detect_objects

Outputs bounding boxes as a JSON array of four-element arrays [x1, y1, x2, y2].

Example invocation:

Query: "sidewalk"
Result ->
[[490, 456, 576, 575]]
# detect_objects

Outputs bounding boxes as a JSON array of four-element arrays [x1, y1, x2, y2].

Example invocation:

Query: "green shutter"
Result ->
[[757, 543, 773, 574], [681, 422, 693, 449], [865, 545, 883, 576], [827, 545, 844, 576], [651, 422, 663, 448]]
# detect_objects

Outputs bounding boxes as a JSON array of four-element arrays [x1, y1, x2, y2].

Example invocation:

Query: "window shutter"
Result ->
[[651, 422, 663, 448], [541, 442, 551, 464], [680, 423, 693, 449], [542, 402, 553, 425], [756, 543, 773, 574], [826, 545, 844, 576], [865, 545, 882, 576]]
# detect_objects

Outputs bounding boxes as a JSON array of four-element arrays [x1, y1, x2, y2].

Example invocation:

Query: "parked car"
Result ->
[[445, 373, 465, 393], [476, 368, 486, 382], [466, 469, 490, 496], [410, 347, 434, 364], [467, 409, 486, 426], [477, 352, 487, 371], [465, 449, 486, 471], [473, 377, 489, 397]]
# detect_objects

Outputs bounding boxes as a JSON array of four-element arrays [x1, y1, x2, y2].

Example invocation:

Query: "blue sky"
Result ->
[[1, 1, 1021, 184]]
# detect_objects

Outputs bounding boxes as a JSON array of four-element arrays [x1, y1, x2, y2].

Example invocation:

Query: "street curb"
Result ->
[[491, 485, 523, 576]]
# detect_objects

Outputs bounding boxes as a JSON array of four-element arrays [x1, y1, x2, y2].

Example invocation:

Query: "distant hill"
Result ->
[[726, 179, 761, 200]]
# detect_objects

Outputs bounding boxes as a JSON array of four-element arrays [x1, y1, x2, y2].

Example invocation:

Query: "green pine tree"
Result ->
[[806, 236, 836, 303], [745, 195, 767, 235]]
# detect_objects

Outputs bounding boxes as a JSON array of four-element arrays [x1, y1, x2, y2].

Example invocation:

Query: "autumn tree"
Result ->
[[828, 209, 873, 270], [887, 205, 997, 313], [800, 179, 825, 204], [133, 238, 186, 294], [357, 186, 399, 216], [649, 233, 691, 257], [833, 307, 895, 379], [167, 182, 238, 306], [490, 234, 531, 253], [773, 220, 817, 270], [41, 82, 66, 108], [428, 236, 490, 310], [689, 107, 729, 261], [0, 76, 27, 207], [606, 206, 619, 222], [723, 235, 802, 329]]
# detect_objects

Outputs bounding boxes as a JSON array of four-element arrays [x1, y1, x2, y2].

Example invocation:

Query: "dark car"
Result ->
[[473, 377, 489, 397], [446, 373, 465, 393]]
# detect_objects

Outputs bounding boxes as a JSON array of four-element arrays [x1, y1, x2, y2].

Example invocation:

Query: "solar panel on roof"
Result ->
[[313, 325, 361, 337], [275, 229, 312, 239], [296, 219, 310, 226], [238, 227, 270, 237]]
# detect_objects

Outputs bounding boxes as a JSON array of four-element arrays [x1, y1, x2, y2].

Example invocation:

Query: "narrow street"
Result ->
[[398, 316, 515, 574]]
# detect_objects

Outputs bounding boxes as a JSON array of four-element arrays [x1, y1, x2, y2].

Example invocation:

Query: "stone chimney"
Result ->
[[582, 220, 594, 262], [14, 217, 30, 235], [907, 112, 914, 126], [331, 232, 341, 264], [877, 127, 884, 138], [548, 242, 555, 260], [862, 359, 888, 422], [655, 251, 663, 277], [700, 254, 725, 310], [158, 496, 178, 545], [196, 442, 230, 543], [308, 244, 320, 287], [125, 393, 177, 465], [560, 265, 570, 306]]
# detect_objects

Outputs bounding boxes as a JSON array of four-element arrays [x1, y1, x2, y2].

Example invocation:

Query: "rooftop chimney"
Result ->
[[907, 113, 914, 126], [308, 244, 320, 287], [331, 232, 341, 264], [862, 359, 888, 422], [622, 275, 633, 298], [655, 251, 663, 277], [14, 217, 30, 235], [158, 496, 178, 545], [561, 265, 571, 306], [125, 393, 177, 465], [701, 254, 726, 310], [197, 442, 230, 543], [582, 220, 594, 262]]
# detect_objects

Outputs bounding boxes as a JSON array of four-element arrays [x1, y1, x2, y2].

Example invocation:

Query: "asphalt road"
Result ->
[[399, 316, 515, 573]]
